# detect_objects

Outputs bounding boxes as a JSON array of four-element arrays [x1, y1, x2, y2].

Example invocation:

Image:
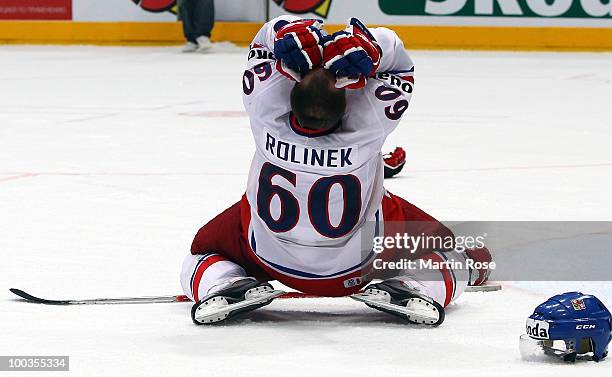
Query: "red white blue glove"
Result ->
[[323, 18, 382, 89], [466, 247, 492, 286], [274, 19, 325, 81], [383, 147, 406, 178]]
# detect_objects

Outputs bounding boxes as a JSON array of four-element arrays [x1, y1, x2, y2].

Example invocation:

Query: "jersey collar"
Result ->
[[289, 112, 341, 137]]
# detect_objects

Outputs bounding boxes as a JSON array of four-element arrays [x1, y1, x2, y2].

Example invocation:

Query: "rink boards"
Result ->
[[1, 0, 612, 50]]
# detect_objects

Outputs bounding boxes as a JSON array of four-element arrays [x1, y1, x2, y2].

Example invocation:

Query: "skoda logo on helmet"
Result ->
[[526, 318, 550, 339]]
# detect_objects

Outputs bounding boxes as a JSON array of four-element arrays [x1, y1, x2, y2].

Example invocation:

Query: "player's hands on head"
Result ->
[[323, 18, 381, 89], [274, 19, 325, 81]]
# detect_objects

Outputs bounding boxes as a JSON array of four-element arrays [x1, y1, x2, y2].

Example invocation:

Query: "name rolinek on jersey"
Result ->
[[265, 132, 354, 169], [179, 15, 493, 326]]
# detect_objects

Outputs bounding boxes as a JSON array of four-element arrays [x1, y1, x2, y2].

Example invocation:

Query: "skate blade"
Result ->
[[351, 291, 441, 325], [194, 287, 285, 324]]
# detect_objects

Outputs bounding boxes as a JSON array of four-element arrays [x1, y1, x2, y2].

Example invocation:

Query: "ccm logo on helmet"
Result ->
[[576, 324, 596, 330]]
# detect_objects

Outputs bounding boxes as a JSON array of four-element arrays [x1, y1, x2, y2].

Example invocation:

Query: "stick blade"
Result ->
[[9, 288, 71, 305], [465, 283, 502, 292]]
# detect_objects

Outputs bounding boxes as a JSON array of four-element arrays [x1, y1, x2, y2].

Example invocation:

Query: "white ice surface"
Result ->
[[1, 45, 612, 377]]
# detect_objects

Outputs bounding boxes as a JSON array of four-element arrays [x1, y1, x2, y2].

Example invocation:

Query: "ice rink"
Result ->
[[1, 44, 611, 376]]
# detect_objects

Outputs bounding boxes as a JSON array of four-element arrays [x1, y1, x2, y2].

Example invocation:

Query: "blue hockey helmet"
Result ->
[[519, 292, 611, 362]]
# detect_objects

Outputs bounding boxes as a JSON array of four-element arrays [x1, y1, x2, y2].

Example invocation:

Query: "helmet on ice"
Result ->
[[519, 292, 611, 362]]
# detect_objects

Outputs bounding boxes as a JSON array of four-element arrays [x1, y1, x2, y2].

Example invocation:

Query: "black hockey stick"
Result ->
[[9, 288, 191, 305], [9, 288, 317, 306]]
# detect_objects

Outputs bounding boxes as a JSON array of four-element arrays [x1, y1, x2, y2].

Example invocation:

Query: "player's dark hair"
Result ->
[[290, 68, 346, 132]]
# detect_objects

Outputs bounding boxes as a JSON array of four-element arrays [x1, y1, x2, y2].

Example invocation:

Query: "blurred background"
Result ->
[[1, 0, 611, 49]]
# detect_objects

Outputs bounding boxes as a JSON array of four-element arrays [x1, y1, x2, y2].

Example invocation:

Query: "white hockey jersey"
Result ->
[[242, 16, 415, 280]]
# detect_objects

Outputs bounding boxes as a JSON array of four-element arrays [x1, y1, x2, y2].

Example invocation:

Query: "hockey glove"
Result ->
[[465, 247, 493, 286], [383, 147, 406, 178], [274, 19, 326, 81], [323, 18, 382, 89]]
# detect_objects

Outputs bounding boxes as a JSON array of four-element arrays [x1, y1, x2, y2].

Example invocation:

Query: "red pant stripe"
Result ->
[[192, 255, 226, 302], [423, 253, 454, 307]]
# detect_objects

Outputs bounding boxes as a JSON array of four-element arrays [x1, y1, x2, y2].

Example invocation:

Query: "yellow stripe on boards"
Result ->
[[1, 21, 611, 51]]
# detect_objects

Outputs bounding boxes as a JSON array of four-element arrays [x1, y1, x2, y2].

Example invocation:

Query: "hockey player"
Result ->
[[180, 16, 491, 325]]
